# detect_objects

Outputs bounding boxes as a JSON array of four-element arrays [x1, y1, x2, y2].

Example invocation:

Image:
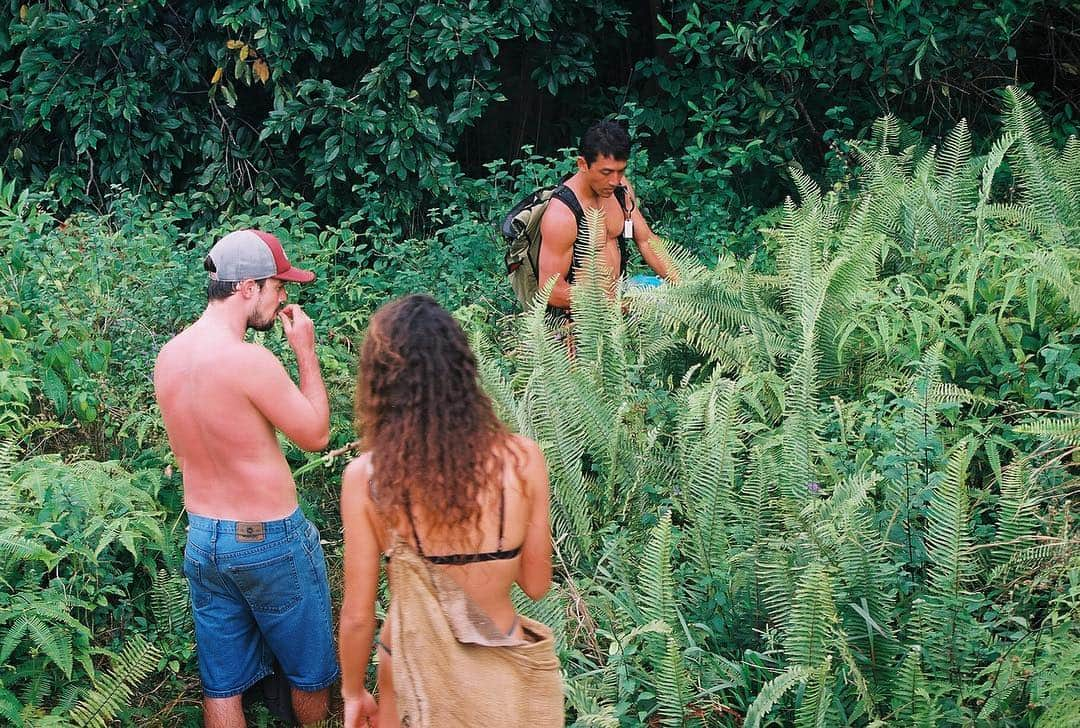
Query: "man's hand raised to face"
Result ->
[[277, 303, 316, 353]]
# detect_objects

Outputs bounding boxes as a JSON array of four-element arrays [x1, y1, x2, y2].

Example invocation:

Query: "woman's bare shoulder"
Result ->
[[341, 452, 391, 549], [341, 453, 374, 503], [504, 434, 547, 485]]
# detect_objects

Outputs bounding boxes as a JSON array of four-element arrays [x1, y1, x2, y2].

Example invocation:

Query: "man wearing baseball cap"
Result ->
[[154, 230, 338, 726]]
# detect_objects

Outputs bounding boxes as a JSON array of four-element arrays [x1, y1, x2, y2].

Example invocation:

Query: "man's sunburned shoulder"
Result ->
[[153, 337, 176, 368], [541, 197, 578, 247]]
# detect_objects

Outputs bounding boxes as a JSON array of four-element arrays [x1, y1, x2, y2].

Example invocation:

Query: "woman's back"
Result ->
[[338, 295, 559, 727], [347, 434, 550, 637], [340, 434, 556, 727]]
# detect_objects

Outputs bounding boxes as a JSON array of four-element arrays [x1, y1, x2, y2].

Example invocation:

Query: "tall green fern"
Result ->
[[68, 634, 162, 727]]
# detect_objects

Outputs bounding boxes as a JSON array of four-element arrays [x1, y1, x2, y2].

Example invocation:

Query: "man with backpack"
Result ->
[[502, 120, 672, 316]]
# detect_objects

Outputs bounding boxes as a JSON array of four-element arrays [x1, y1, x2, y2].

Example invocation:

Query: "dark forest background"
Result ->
[[3, 0, 1079, 234]]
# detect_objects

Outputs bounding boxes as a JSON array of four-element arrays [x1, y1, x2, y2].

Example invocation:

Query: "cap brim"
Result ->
[[273, 267, 316, 283]]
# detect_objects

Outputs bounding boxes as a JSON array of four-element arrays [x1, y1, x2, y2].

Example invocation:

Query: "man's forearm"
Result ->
[[638, 236, 673, 279], [547, 278, 573, 309]]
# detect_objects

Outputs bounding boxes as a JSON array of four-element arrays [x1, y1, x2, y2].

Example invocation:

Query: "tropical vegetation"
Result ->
[[1, 2, 1079, 724]]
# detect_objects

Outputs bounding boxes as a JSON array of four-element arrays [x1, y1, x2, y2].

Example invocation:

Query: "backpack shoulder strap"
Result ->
[[549, 184, 585, 227], [549, 185, 588, 284]]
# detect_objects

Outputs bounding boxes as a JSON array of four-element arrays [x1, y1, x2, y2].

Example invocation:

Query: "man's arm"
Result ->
[[624, 179, 673, 280], [537, 202, 578, 310], [243, 304, 330, 451]]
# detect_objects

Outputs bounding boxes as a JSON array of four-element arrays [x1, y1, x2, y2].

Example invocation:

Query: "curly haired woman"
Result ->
[[339, 294, 563, 727]]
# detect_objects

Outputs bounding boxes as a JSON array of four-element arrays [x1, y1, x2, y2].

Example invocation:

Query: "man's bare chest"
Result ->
[[577, 196, 627, 241]]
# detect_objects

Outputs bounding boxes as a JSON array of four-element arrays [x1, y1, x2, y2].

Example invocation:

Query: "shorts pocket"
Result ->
[[228, 552, 302, 614], [182, 558, 212, 610]]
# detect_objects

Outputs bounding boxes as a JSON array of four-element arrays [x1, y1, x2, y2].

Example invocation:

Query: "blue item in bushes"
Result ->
[[627, 274, 662, 288]]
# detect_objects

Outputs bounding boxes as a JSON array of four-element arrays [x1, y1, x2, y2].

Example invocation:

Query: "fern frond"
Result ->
[[870, 115, 901, 154], [679, 376, 744, 575], [0, 530, 58, 567], [638, 512, 676, 630], [1001, 86, 1071, 242], [0, 436, 18, 491], [514, 281, 595, 562], [3, 614, 73, 678], [935, 119, 972, 181], [573, 706, 620, 728], [974, 131, 1018, 240], [783, 561, 838, 669], [632, 275, 774, 372], [925, 442, 975, 599], [756, 544, 800, 629], [890, 645, 941, 725], [0, 687, 21, 726], [836, 638, 881, 723], [68, 634, 162, 728], [744, 665, 808, 728], [992, 461, 1040, 568], [150, 568, 192, 633], [989, 541, 1075, 584], [796, 659, 836, 728], [1025, 249, 1080, 317], [975, 655, 1025, 723], [653, 635, 694, 727], [646, 236, 709, 280], [512, 584, 567, 654], [573, 206, 629, 407], [1014, 417, 1080, 448]]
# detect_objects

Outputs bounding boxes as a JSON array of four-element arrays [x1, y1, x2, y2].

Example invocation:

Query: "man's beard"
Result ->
[[247, 311, 276, 331]]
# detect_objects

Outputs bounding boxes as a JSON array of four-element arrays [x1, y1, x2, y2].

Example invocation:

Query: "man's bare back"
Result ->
[[155, 281, 329, 520], [156, 318, 311, 520]]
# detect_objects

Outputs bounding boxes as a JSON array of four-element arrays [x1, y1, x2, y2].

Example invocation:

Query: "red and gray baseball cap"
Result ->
[[206, 229, 316, 283]]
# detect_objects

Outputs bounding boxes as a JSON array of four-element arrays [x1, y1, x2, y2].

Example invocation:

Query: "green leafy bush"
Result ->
[[1, 86, 1077, 726], [0, 449, 175, 725], [3, 1, 1077, 230], [472, 87, 1079, 726]]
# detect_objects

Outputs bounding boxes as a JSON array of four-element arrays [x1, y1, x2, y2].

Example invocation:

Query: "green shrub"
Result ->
[[0, 450, 175, 725], [473, 87, 1079, 726]]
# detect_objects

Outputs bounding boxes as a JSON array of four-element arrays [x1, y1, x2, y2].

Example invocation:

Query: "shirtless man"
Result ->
[[154, 229, 338, 727], [538, 120, 672, 314]]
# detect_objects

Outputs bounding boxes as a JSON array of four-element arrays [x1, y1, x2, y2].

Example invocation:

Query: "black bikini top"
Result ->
[[373, 479, 523, 565]]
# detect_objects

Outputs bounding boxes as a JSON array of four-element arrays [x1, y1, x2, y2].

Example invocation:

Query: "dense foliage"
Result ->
[[2, 1, 1078, 232], [1, 81, 1078, 725], [476, 88, 1080, 725]]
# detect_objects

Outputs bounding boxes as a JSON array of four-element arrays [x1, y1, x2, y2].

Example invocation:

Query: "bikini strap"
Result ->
[[497, 484, 506, 550]]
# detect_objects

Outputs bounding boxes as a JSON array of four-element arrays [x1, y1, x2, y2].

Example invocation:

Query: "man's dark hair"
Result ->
[[204, 255, 266, 301], [580, 120, 631, 165]]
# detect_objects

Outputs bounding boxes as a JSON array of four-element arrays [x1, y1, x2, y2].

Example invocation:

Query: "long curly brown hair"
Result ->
[[355, 294, 511, 542]]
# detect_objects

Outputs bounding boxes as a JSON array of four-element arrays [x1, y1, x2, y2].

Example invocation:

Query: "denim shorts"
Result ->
[[183, 508, 340, 698]]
